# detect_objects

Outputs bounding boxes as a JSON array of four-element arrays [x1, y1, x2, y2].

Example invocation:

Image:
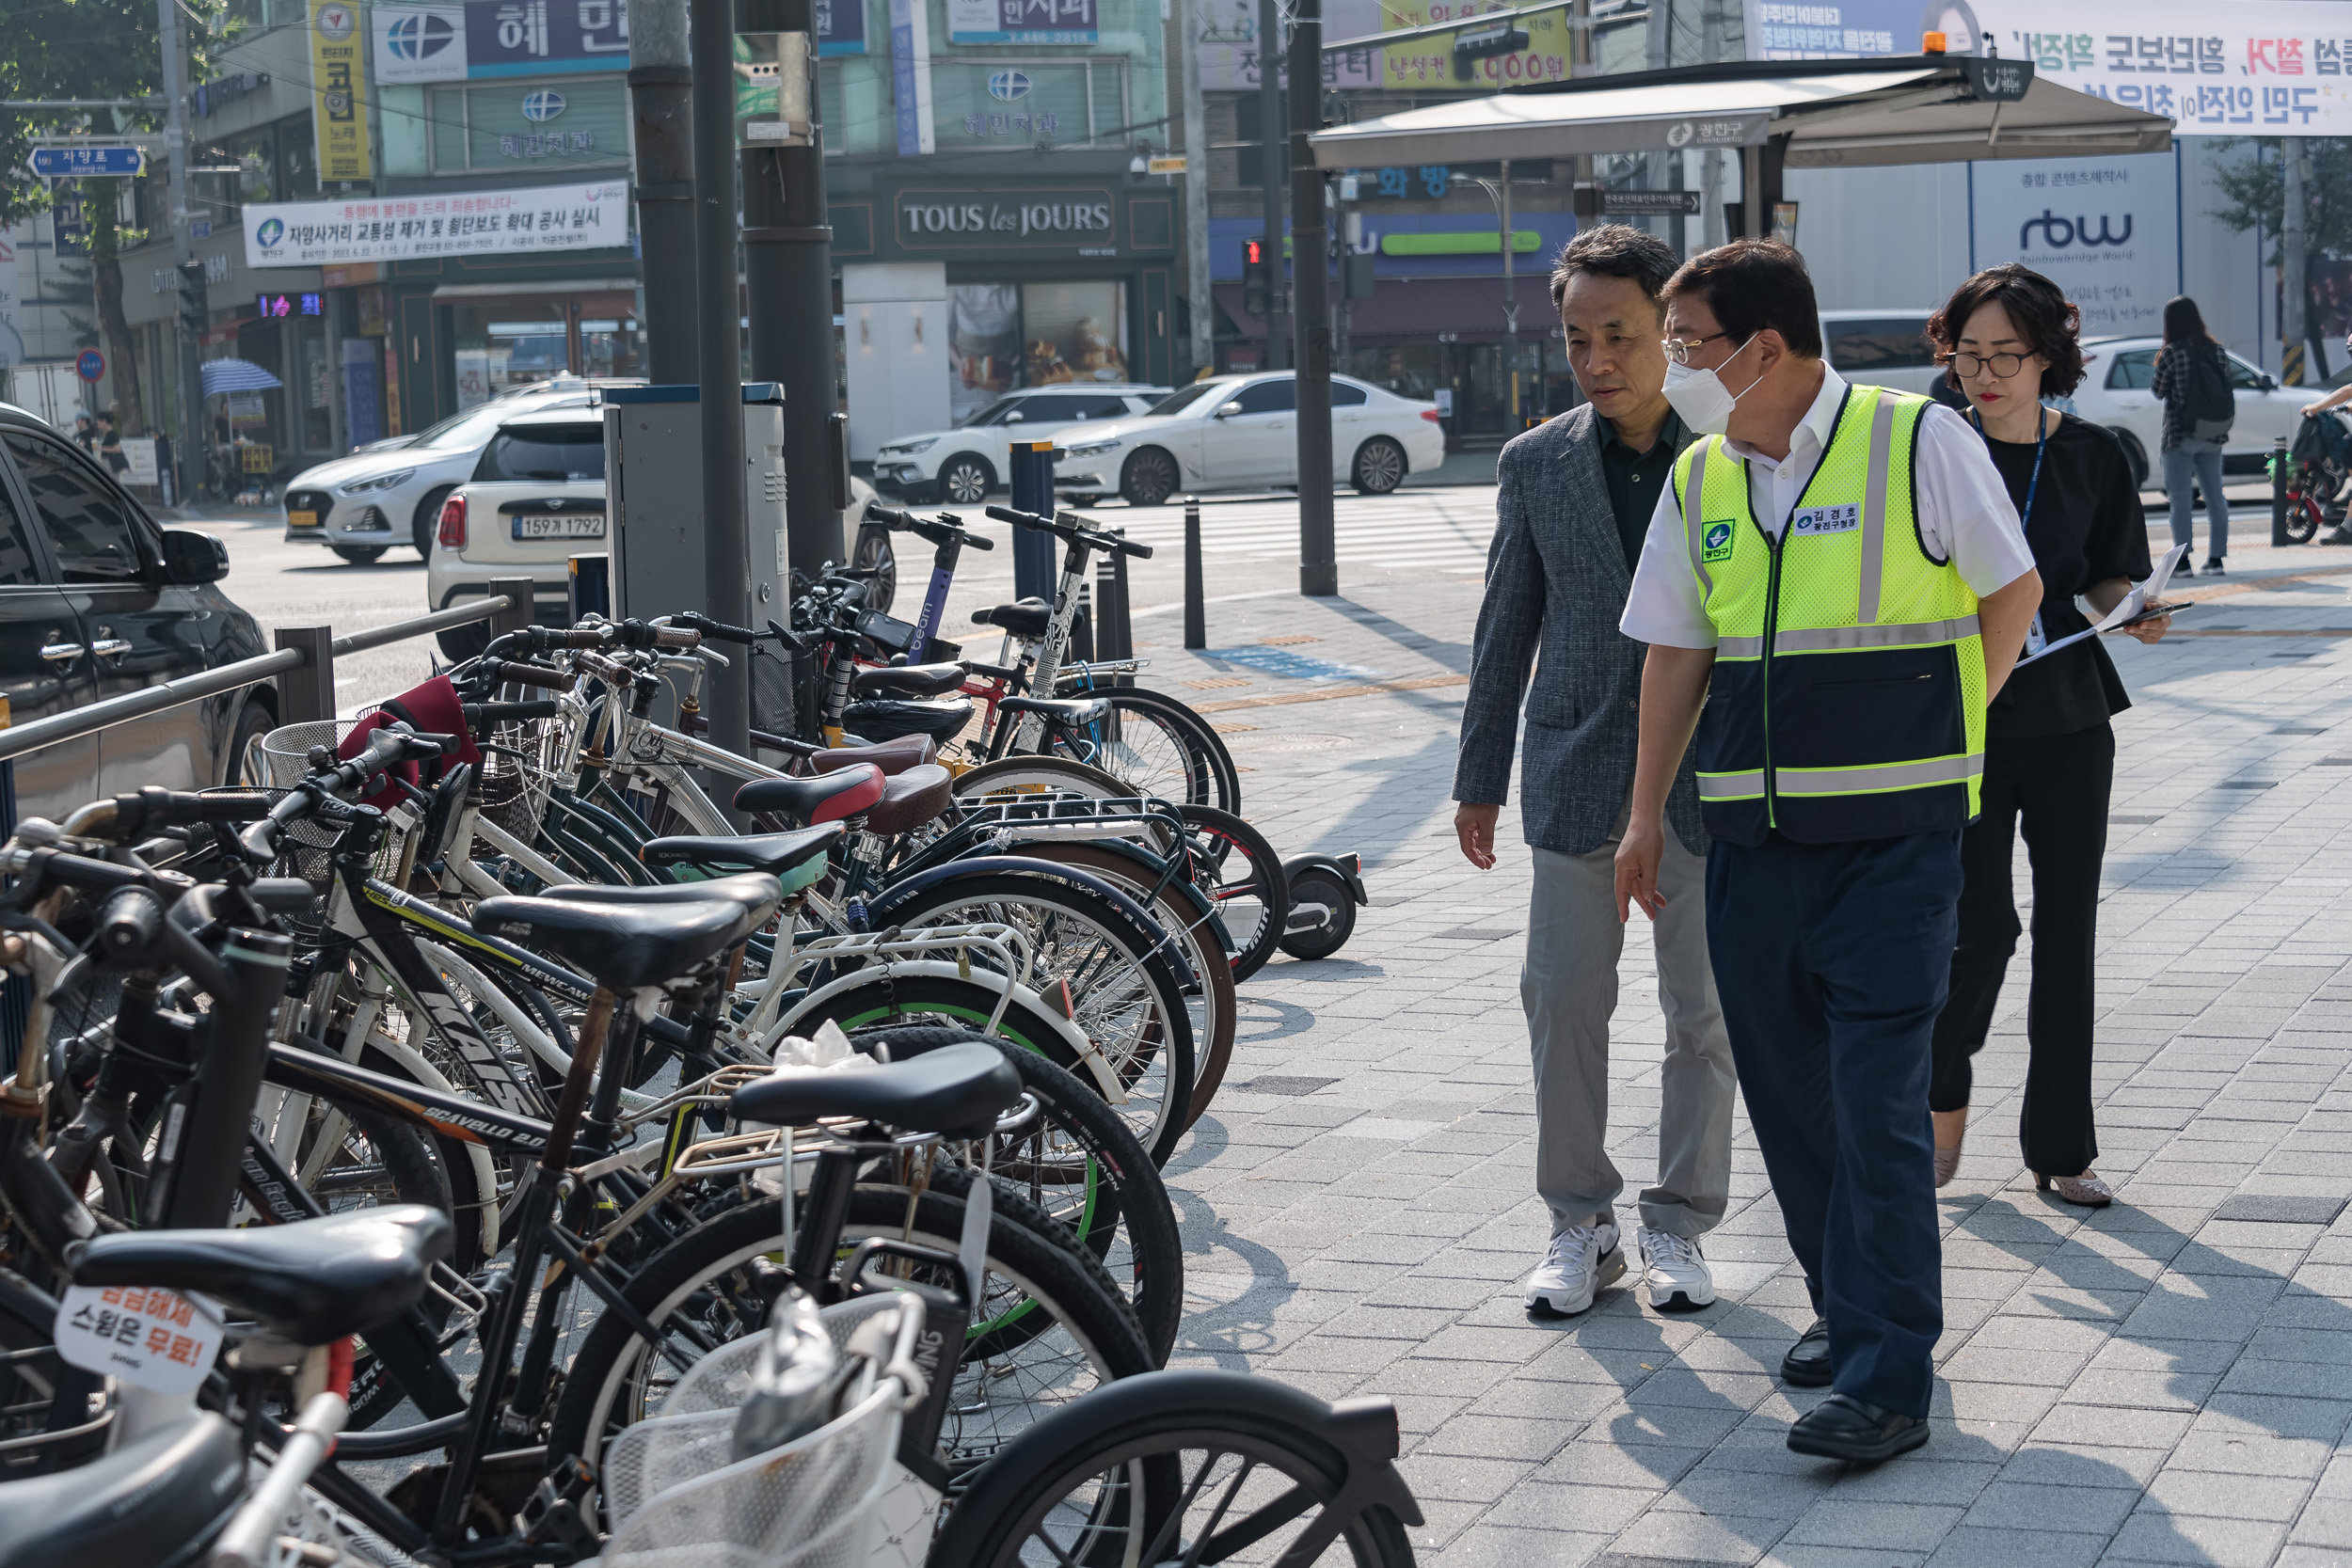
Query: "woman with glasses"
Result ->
[[1923, 263, 2169, 1208]]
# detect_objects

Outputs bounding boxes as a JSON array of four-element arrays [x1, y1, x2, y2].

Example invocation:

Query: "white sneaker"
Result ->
[[1522, 1220, 1626, 1317], [1637, 1227, 1716, 1312]]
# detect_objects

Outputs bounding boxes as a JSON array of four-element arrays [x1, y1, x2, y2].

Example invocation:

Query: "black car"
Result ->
[[0, 404, 274, 825]]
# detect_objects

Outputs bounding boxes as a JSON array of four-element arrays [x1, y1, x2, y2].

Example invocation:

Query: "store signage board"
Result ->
[[947, 0, 1095, 45], [373, 0, 632, 84], [1201, 0, 1380, 89], [1744, 0, 2352, 135], [310, 0, 373, 182], [817, 0, 866, 55], [28, 144, 146, 180], [893, 184, 1119, 254], [245, 180, 628, 267], [1970, 150, 2176, 335]]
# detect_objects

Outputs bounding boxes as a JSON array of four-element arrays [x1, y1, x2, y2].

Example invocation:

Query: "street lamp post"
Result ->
[[1453, 166, 1519, 431]]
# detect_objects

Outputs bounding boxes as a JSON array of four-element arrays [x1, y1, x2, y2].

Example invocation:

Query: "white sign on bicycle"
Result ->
[[54, 1283, 225, 1393]]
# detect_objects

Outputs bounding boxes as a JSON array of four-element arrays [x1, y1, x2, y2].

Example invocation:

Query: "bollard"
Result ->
[[569, 554, 612, 621], [275, 626, 337, 725], [1184, 498, 1205, 651], [2273, 434, 2292, 547], [1009, 439, 1058, 601], [1093, 531, 1134, 683]]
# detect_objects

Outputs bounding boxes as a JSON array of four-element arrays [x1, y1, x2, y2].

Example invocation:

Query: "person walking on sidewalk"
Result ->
[[2151, 295, 2233, 577], [1454, 224, 1737, 1321], [1613, 239, 2042, 1463], [1925, 265, 2170, 1206]]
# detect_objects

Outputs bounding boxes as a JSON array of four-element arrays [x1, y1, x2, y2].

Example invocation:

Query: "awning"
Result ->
[[199, 358, 283, 396], [1310, 55, 2171, 172], [1218, 277, 1549, 342]]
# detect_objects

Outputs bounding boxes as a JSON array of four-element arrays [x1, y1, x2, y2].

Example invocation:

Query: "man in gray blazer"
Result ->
[[1454, 225, 1736, 1317]]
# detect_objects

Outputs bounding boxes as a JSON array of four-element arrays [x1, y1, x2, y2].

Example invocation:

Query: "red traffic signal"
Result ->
[[1244, 237, 1264, 265]]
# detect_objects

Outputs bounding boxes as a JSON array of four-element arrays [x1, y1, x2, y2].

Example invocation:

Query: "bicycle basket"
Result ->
[[258, 720, 415, 893], [474, 722, 560, 847], [600, 1381, 901, 1568]]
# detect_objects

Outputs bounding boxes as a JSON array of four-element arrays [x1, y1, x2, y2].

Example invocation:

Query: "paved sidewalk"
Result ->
[[1152, 560, 2352, 1568]]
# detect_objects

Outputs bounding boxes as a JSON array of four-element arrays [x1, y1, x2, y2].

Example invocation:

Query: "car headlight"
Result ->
[[882, 437, 938, 456], [341, 468, 417, 494], [1065, 439, 1122, 459]]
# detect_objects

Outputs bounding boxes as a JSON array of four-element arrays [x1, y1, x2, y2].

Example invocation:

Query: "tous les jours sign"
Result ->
[[897, 189, 1114, 245]]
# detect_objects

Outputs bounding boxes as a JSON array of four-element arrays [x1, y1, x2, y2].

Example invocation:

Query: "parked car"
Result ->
[[0, 399, 275, 824], [428, 407, 882, 658], [1052, 373, 1445, 506], [872, 386, 1168, 505], [1818, 309, 1944, 396], [281, 376, 644, 563], [2073, 336, 2303, 485]]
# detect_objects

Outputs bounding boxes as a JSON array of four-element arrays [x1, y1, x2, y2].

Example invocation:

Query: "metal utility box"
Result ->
[[603, 383, 790, 727]]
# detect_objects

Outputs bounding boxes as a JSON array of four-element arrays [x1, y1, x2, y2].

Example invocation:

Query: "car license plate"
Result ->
[[512, 515, 605, 540], [288, 510, 319, 529]]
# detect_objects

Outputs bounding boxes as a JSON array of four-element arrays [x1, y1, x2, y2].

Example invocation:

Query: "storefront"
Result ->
[[830, 175, 1178, 455], [379, 255, 641, 433]]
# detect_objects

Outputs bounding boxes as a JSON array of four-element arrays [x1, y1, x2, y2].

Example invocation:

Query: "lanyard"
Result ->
[[1971, 406, 2048, 536]]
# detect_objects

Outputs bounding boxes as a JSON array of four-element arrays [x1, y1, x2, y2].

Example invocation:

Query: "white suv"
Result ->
[[872, 386, 1168, 505], [426, 407, 607, 657]]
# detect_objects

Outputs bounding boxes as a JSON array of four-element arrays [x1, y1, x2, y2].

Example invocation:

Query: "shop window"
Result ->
[[453, 308, 569, 406], [427, 78, 628, 173], [580, 316, 644, 379], [946, 282, 1129, 423]]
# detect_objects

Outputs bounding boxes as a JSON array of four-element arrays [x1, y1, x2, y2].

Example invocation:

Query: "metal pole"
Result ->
[[1501, 159, 1518, 429], [741, 0, 843, 588], [1257, 0, 1287, 371], [2284, 138, 2310, 387], [156, 0, 198, 507], [629, 0, 697, 383], [1184, 498, 1205, 649], [2274, 433, 2292, 547], [1179, 0, 1214, 379], [273, 626, 336, 725], [1290, 0, 1334, 597], [690, 0, 750, 765], [1700, 0, 1724, 251]]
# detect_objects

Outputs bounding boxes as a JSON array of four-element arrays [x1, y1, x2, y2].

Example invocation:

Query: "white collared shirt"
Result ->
[[1618, 363, 2038, 650]]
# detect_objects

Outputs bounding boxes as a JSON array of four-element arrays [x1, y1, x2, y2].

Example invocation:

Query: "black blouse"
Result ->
[[1972, 410, 2152, 741]]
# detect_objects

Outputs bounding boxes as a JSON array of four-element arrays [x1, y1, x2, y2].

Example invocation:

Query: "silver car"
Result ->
[[280, 377, 643, 562]]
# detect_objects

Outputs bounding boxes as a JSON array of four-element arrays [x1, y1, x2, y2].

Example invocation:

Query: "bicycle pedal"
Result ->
[[516, 1456, 598, 1553]]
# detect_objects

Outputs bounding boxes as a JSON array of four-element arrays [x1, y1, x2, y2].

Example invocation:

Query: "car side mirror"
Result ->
[[160, 529, 229, 584], [1215, 402, 1244, 420], [2260, 373, 2279, 391]]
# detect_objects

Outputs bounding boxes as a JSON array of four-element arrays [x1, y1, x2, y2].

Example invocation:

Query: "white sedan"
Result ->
[[1053, 373, 1445, 506]]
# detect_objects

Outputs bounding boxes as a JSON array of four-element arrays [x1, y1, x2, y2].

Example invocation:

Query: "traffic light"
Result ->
[[1243, 238, 1270, 318]]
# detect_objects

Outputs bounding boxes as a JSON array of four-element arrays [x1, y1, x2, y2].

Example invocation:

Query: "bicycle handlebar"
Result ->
[[671, 611, 763, 645], [469, 657, 574, 693], [464, 700, 560, 729], [863, 501, 996, 551], [983, 504, 1152, 560]]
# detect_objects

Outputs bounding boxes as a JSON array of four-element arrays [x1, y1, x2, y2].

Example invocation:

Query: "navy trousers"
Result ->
[[1705, 829, 1963, 1418]]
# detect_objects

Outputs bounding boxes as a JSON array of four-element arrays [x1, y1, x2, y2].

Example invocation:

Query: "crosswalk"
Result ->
[[1066, 485, 1502, 577]]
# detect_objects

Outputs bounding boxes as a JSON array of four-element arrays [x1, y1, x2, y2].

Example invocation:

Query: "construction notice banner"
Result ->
[[310, 0, 373, 182], [245, 181, 628, 267], [1746, 1, 2352, 135]]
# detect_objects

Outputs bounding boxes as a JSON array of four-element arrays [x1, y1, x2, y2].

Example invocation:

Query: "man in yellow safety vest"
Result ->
[[1613, 240, 2043, 1464]]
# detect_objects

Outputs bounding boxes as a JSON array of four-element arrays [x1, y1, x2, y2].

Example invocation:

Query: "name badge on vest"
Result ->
[[1701, 520, 1737, 562], [1788, 503, 1861, 538]]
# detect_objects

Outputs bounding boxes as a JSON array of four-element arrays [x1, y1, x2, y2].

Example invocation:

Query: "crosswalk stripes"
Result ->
[[1071, 485, 1501, 576]]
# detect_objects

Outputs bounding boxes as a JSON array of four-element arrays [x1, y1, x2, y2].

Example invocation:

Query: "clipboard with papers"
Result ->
[[2010, 543, 2190, 670]]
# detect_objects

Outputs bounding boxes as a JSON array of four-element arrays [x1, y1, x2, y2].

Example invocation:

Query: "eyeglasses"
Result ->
[[1945, 351, 2031, 379], [1662, 331, 1735, 367]]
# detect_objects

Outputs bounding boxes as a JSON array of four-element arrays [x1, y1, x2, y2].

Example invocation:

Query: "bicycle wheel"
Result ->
[[930, 1370, 1421, 1568], [1004, 843, 1237, 1130], [1044, 691, 1240, 814], [858, 1024, 1183, 1364], [954, 754, 1131, 802], [1178, 805, 1290, 984], [543, 1186, 1154, 1513], [863, 866, 1195, 1163]]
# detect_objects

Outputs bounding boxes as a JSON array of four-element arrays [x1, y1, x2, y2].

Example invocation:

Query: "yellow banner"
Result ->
[[310, 0, 372, 183], [1380, 2, 1571, 91]]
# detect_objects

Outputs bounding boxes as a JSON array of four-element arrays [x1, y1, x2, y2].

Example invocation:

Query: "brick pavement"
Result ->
[[1145, 549, 2352, 1568]]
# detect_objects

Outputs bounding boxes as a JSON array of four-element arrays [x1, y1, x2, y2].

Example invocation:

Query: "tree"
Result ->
[[2208, 137, 2352, 380], [1, 0, 230, 432]]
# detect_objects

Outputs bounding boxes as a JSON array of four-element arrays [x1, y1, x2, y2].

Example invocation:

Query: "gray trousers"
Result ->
[[1522, 829, 1737, 1240]]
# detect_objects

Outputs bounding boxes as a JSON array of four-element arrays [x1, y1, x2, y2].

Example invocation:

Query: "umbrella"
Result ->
[[200, 357, 283, 397]]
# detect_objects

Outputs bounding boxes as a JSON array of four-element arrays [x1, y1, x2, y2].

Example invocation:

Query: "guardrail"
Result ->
[[0, 577, 538, 766]]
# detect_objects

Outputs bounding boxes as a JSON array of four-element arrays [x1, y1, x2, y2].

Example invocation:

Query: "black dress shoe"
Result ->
[[1788, 1392, 1930, 1462], [1780, 1318, 1833, 1387]]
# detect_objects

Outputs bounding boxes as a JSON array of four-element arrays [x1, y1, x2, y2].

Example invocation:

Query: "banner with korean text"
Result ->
[[1743, 1, 2352, 135], [310, 0, 373, 182], [245, 181, 628, 267]]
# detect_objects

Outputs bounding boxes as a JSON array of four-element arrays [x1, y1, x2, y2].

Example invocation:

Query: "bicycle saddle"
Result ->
[[69, 1206, 451, 1346], [998, 695, 1111, 723], [636, 827, 841, 894], [840, 697, 974, 744], [733, 762, 885, 825], [0, 1413, 246, 1568], [545, 866, 800, 916], [476, 894, 761, 990], [811, 734, 936, 776], [973, 598, 1052, 638], [850, 662, 967, 700], [861, 763, 955, 837], [730, 1039, 1021, 1140]]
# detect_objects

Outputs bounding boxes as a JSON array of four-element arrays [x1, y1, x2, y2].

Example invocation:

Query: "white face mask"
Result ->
[[1661, 335, 1764, 436]]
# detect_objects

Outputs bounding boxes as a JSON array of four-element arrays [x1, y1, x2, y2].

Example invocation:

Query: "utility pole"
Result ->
[[1257, 0, 1287, 369], [690, 0, 750, 762], [1700, 0, 1724, 250], [629, 0, 696, 382], [155, 0, 197, 504], [2284, 138, 2311, 386], [1501, 160, 1517, 427], [741, 0, 842, 585], [1178, 0, 1213, 378], [1290, 0, 1333, 596]]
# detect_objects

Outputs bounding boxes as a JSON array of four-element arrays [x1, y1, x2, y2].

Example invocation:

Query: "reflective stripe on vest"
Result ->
[[1670, 383, 1987, 845]]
